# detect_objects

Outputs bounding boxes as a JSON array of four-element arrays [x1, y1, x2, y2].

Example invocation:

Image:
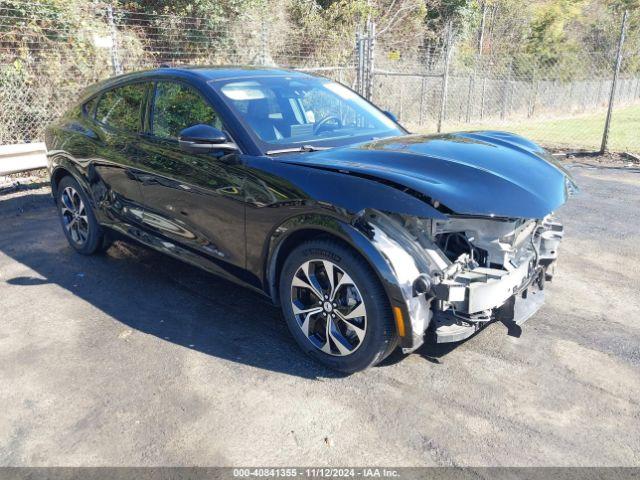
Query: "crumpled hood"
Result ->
[[278, 131, 577, 219]]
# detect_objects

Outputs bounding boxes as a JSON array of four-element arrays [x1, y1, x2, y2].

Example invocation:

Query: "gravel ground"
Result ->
[[0, 161, 638, 467]]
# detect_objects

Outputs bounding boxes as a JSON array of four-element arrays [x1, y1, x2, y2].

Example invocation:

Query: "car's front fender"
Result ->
[[265, 212, 434, 351]]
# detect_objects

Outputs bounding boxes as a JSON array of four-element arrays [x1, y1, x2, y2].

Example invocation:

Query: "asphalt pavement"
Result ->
[[0, 163, 638, 466]]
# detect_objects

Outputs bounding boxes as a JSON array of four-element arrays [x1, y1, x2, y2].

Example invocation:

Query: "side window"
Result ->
[[152, 81, 222, 139], [95, 83, 146, 132]]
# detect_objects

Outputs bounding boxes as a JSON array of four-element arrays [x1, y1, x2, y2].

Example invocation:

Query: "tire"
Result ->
[[279, 238, 398, 373], [56, 175, 107, 255]]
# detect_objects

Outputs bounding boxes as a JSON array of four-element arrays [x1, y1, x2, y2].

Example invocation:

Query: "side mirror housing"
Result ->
[[178, 124, 238, 154], [383, 110, 398, 123]]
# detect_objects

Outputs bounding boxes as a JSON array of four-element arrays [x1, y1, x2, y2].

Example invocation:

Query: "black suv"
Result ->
[[46, 66, 574, 372]]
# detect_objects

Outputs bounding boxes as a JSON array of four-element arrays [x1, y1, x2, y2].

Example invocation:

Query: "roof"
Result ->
[[79, 65, 313, 101], [179, 65, 312, 81]]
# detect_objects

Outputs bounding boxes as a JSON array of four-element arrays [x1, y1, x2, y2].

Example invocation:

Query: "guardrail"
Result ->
[[0, 143, 47, 175]]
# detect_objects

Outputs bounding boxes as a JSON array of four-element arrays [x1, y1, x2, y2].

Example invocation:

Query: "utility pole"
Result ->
[[601, 10, 628, 154]]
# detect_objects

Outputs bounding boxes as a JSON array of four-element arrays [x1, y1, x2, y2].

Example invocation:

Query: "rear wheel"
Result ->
[[56, 175, 107, 255], [279, 239, 397, 373]]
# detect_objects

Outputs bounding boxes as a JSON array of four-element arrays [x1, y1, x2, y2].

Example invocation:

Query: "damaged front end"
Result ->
[[279, 130, 576, 352], [360, 211, 564, 352]]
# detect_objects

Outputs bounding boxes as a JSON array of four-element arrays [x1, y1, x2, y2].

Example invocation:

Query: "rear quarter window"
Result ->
[[95, 83, 147, 132]]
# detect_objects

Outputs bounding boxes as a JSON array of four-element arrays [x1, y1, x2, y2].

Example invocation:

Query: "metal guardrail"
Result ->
[[0, 143, 47, 175]]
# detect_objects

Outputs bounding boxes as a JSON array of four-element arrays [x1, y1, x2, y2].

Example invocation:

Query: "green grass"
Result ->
[[414, 104, 640, 153]]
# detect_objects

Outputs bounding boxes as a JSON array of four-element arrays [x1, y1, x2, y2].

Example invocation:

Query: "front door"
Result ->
[[136, 80, 248, 282]]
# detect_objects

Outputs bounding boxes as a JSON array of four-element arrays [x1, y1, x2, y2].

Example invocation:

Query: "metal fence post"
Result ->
[[528, 65, 538, 118], [465, 70, 474, 123], [480, 75, 487, 120], [501, 59, 513, 120], [437, 21, 453, 133], [601, 10, 628, 154], [365, 21, 375, 101], [107, 5, 122, 75], [355, 31, 363, 96], [399, 80, 404, 122], [419, 77, 426, 125], [260, 18, 268, 66]]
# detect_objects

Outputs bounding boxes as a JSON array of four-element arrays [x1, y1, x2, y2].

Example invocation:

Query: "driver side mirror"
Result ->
[[383, 110, 398, 123], [178, 124, 238, 154]]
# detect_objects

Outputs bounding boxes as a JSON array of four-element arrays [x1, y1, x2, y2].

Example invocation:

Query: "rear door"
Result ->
[[90, 81, 150, 229], [135, 79, 248, 281]]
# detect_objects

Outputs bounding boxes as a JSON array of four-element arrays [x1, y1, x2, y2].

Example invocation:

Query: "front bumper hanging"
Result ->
[[365, 212, 563, 351], [432, 276, 547, 343]]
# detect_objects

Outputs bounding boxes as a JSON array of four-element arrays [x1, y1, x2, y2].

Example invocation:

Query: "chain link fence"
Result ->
[[1, 0, 638, 154], [0, 0, 357, 145], [370, 13, 639, 154]]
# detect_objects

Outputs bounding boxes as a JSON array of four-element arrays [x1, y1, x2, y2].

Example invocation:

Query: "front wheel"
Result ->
[[279, 239, 398, 373]]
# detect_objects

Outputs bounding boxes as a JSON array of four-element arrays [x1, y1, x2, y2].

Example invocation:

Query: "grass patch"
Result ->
[[413, 104, 640, 153]]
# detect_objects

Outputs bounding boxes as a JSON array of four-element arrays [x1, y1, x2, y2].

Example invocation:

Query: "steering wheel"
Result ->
[[313, 115, 343, 134]]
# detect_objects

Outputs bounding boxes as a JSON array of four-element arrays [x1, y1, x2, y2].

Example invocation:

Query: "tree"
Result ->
[[524, 0, 584, 64]]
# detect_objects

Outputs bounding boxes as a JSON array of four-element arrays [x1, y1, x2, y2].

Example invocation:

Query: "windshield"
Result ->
[[212, 76, 403, 153]]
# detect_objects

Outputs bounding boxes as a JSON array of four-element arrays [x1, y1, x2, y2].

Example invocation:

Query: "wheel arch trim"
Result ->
[[264, 213, 422, 348], [48, 153, 90, 199]]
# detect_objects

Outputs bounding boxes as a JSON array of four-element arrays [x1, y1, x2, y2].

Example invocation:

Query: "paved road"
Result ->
[[0, 164, 639, 466]]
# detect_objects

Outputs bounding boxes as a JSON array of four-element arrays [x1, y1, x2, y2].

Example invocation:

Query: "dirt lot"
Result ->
[[0, 161, 639, 467]]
